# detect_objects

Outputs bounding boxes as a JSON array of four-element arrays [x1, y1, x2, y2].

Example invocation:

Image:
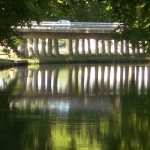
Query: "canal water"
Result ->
[[0, 64, 150, 150]]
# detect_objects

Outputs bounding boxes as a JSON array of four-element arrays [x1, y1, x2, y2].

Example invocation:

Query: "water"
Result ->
[[0, 64, 150, 150]]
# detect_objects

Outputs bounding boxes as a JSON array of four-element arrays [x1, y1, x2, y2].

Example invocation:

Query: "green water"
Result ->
[[0, 64, 150, 150]]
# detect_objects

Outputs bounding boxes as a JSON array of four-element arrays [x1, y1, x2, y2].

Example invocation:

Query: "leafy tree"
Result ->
[[0, 0, 46, 55], [108, 0, 150, 51]]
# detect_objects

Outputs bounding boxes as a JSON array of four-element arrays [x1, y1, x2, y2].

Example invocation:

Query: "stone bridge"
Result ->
[[17, 21, 146, 58]]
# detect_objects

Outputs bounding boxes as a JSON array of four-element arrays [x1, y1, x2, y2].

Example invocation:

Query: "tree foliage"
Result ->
[[108, 0, 150, 49], [0, 0, 46, 54], [0, 0, 149, 54]]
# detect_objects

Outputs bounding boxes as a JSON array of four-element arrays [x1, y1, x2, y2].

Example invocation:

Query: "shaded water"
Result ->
[[0, 64, 150, 150]]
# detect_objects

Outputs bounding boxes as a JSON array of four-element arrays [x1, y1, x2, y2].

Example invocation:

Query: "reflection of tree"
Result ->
[[105, 78, 150, 150], [0, 65, 150, 150], [0, 78, 17, 109]]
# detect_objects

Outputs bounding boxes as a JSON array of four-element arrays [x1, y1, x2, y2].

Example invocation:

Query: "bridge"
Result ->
[[17, 21, 145, 58]]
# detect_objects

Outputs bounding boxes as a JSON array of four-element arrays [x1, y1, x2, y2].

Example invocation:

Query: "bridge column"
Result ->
[[131, 43, 135, 55], [125, 40, 129, 54], [20, 39, 28, 57], [120, 40, 124, 55], [28, 39, 34, 58], [82, 39, 85, 55], [54, 39, 59, 55], [75, 39, 79, 55], [33, 38, 39, 57], [95, 39, 99, 55], [136, 42, 140, 54], [68, 39, 73, 56], [41, 38, 47, 56], [107, 40, 111, 55], [101, 40, 105, 54], [114, 40, 118, 55], [47, 38, 53, 56], [87, 39, 91, 55], [142, 41, 147, 53]]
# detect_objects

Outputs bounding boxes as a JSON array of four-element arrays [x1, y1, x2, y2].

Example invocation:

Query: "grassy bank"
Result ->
[[28, 54, 150, 64], [0, 54, 150, 68]]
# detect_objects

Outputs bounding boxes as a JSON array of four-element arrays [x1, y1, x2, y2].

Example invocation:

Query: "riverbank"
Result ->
[[0, 54, 150, 68]]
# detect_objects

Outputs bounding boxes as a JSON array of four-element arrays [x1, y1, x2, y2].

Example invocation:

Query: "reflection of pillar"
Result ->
[[95, 65, 98, 94], [47, 69, 52, 92], [86, 66, 91, 93], [47, 38, 53, 56], [41, 70, 45, 92], [68, 67, 73, 94], [100, 66, 104, 96], [26, 69, 33, 92], [147, 67, 150, 94], [120, 66, 123, 95], [81, 66, 85, 95], [113, 66, 117, 95], [82, 39, 85, 55], [33, 38, 39, 57], [75, 39, 79, 55], [95, 39, 99, 55], [32, 70, 38, 93], [107, 40, 111, 54], [141, 67, 145, 92], [120, 40, 124, 54], [107, 66, 110, 94], [54, 39, 59, 55], [68, 39, 73, 56], [124, 66, 129, 94], [53, 69, 59, 93], [41, 39, 46, 56], [87, 39, 91, 55], [136, 67, 139, 91], [74, 66, 79, 93]]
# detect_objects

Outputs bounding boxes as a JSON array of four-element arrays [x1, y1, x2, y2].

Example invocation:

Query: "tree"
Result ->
[[108, 0, 150, 51], [0, 0, 46, 55]]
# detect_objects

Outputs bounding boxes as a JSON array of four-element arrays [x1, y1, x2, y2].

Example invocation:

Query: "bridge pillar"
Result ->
[[47, 38, 53, 56], [120, 40, 124, 55], [107, 40, 111, 55], [20, 39, 28, 57], [136, 42, 140, 54], [95, 39, 99, 55], [68, 39, 73, 56], [54, 39, 59, 55], [28, 39, 34, 58], [41, 38, 47, 56], [82, 39, 85, 55], [125, 40, 129, 54], [114, 40, 118, 55], [101, 40, 105, 54], [131, 43, 135, 55], [75, 39, 79, 55], [33, 38, 39, 57], [87, 39, 91, 55]]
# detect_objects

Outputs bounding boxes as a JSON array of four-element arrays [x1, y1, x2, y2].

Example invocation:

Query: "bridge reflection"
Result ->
[[12, 64, 150, 96]]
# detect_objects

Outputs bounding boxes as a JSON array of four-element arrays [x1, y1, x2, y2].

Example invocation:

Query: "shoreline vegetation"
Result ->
[[1, 54, 150, 69]]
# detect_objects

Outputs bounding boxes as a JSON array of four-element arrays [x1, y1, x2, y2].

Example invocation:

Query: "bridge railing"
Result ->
[[30, 21, 123, 30]]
